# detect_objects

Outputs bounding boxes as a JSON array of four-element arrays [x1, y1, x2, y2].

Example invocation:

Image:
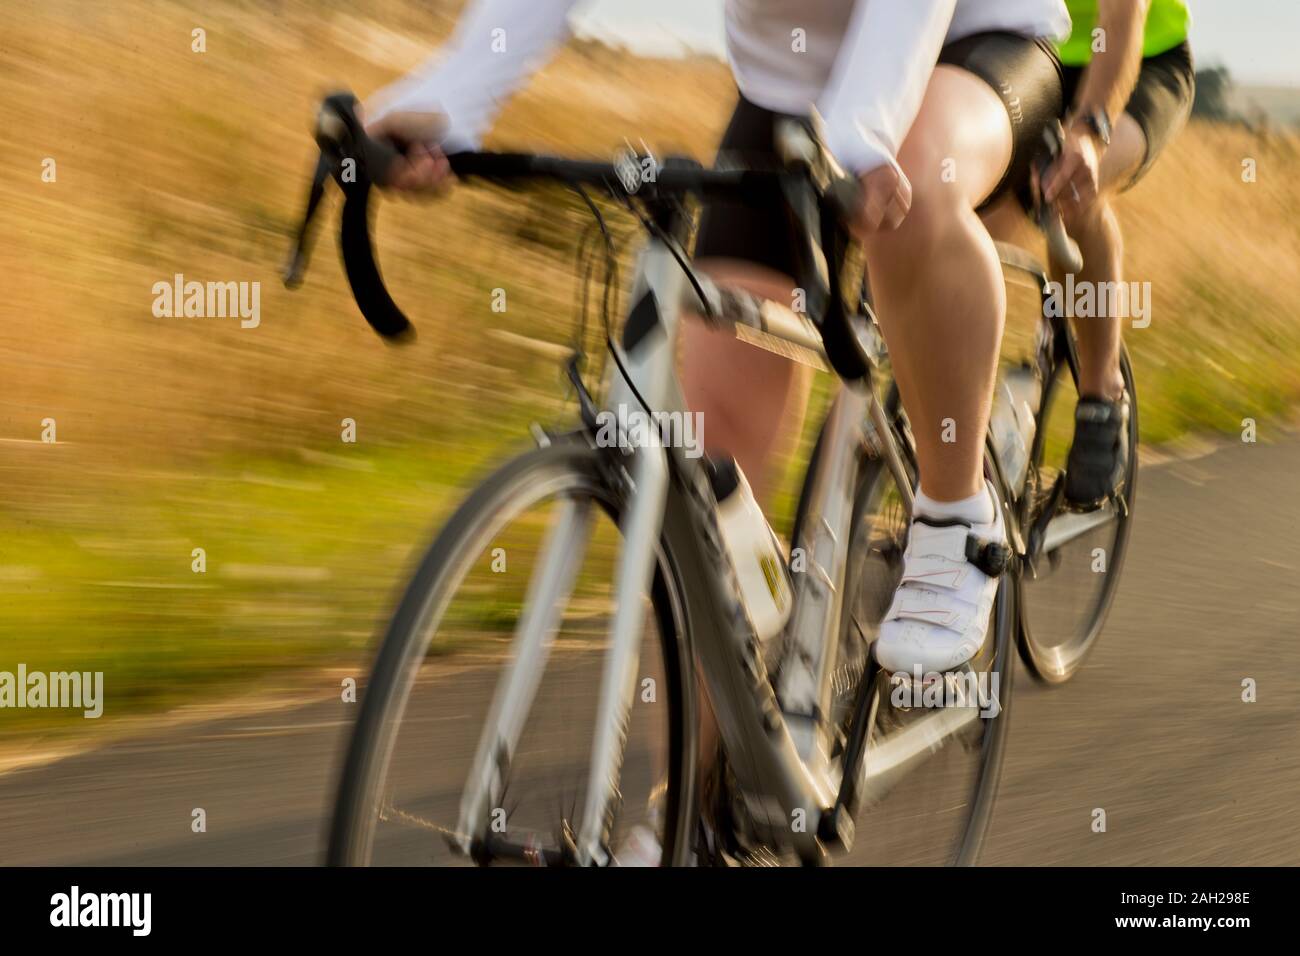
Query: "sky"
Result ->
[[572, 0, 1300, 88]]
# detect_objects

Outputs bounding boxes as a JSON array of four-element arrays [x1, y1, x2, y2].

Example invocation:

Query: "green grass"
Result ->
[[0, 436, 503, 740], [0, 415, 645, 744], [5, 286, 1295, 747], [1130, 268, 1300, 446]]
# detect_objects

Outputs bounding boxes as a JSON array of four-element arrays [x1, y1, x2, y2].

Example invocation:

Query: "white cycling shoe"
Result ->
[[874, 481, 1010, 676]]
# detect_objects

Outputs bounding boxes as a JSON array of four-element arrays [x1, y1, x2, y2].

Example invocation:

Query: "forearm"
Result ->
[[1073, 0, 1148, 123], [370, 0, 579, 149]]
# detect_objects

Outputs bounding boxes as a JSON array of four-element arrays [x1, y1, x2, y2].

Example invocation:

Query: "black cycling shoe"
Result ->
[[1064, 394, 1130, 510]]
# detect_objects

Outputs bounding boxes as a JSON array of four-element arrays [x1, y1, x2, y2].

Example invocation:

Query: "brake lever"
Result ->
[[1035, 122, 1084, 274], [283, 154, 330, 288], [282, 91, 414, 342], [313, 91, 402, 187], [772, 113, 871, 383], [774, 109, 862, 225]]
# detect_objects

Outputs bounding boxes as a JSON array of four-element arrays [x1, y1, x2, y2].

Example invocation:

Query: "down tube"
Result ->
[[661, 457, 837, 854]]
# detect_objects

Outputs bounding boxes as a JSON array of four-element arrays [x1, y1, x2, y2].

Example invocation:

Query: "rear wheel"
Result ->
[[328, 440, 695, 866], [1018, 345, 1138, 683]]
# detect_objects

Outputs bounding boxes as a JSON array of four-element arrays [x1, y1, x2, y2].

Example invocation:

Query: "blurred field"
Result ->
[[2, 0, 1299, 744]]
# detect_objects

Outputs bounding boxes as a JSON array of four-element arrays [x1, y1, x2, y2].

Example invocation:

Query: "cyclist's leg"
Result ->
[[867, 33, 1062, 674], [1059, 43, 1193, 505], [681, 263, 810, 503], [676, 100, 810, 846], [680, 261, 806, 842], [860, 63, 1013, 505], [1062, 43, 1195, 402], [1054, 116, 1143, 402]]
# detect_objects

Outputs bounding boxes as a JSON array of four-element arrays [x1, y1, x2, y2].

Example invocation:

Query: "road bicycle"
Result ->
[[287, 94, 1138, 866]]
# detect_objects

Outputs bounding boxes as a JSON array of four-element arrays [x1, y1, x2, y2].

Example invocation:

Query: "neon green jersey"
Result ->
[[1057, 0, 1191, 66]]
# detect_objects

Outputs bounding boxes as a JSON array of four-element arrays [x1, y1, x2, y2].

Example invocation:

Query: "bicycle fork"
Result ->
[[453, 496, 595, 858], [454, 239, 688, 865]]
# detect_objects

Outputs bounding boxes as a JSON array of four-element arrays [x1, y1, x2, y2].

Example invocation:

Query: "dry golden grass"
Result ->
[[3, 0, 1296, 491]]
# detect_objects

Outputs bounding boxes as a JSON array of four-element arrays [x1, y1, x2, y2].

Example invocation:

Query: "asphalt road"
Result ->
[[1, 438, 1296, 866]]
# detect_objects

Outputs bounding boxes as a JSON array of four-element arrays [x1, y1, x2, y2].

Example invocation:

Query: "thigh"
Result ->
[[680, 259, 810, 499], [681, 260, 800, 403], [936, 32, 1065, 210], [896, 64, 1015, 213]]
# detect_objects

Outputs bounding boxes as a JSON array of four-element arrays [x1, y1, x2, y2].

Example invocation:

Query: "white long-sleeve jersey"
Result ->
[[373, 0, 1070, 175]]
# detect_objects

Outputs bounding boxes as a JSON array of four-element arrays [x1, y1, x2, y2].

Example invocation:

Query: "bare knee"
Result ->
[[861, 65, 1011, 264], [860, 166, 977, 268]]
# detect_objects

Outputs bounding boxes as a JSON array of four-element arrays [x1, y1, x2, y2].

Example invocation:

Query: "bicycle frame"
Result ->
[[453, 233, 1123, 867], [452, 205, 916, 863], [295, 94, 1125, 865]]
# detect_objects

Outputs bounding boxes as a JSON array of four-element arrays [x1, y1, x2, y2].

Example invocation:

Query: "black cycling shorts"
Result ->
[[695, 31, 1064, 278], [1061, 40, 1194, 189]]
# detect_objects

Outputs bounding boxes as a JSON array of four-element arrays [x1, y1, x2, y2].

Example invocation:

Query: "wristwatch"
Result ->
[[1072, 106, 1112, 149]]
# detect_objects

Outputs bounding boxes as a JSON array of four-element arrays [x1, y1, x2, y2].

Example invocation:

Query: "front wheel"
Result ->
[[328, 440, 696, 866]]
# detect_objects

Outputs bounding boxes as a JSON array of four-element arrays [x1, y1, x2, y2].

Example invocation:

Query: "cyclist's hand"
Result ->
[[363, 109, 455, 194], [1042, 124, 1101, 209], [848, 162, 913, 238]]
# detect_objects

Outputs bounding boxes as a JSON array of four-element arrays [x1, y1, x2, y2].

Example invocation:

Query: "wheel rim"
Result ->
[[1019, 351, 1138, 682]]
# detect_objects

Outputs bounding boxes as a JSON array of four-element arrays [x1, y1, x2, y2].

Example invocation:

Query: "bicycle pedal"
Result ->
[[1063, 496, 1107, 515]]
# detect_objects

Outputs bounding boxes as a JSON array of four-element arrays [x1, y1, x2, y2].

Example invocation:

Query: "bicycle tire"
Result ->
[[1017, 345, 1139, 684], [327, 439, 696, 866]]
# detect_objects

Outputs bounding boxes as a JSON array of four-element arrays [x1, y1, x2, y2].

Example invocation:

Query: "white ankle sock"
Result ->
[[915, 484, 994, 526]]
